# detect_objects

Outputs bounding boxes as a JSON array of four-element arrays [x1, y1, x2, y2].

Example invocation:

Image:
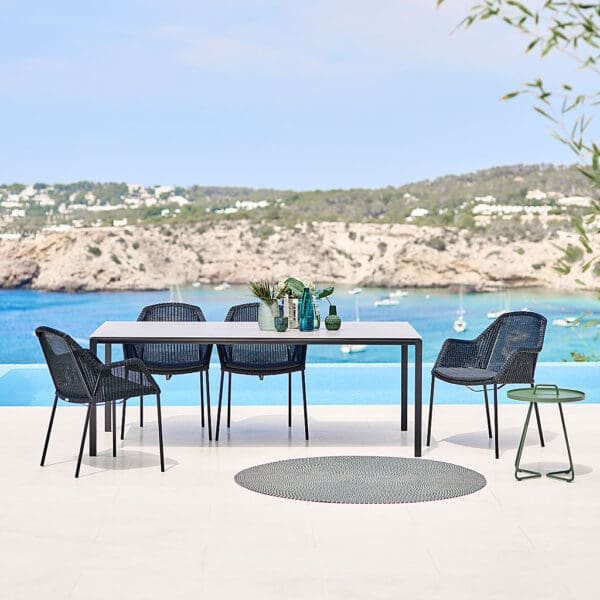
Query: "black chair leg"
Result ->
[[112, 400, 117, 458], [121, 399, 127, 440], [41, 392, 58, 466], [205, 370, 212, 441], [75, 404, 92, 478], [288, 372, 292, 427], [533, 401, 545, 447], [493, 384, 499, 459], [483, 385, 492, 439], [156, 393, 165, 472], [140, 395, 144, 427], [227, 372, 232, 428], [216, 370, 225, 441], [301, 371, 309, 441], [426, 376, 435, 446], [200, 371, 205, 428]]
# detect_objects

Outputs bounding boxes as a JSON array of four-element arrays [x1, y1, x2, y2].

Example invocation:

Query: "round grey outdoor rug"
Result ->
[[234, 456, 486, 504]]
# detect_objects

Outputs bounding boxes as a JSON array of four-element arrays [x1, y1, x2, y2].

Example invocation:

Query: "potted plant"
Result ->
[[276, 277, 310, 329], [277, 277, 334, 329], [249, 280, 280, 331]]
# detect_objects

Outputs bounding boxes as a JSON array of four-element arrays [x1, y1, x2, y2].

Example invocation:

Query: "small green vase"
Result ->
[[325, 305, 342, 330]]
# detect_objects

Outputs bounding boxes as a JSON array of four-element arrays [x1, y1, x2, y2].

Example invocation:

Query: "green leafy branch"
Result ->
[[438, 1, 599, 183], [437, 0, 599, 282]]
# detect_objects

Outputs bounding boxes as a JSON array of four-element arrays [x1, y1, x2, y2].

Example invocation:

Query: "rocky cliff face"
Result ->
[[0, 221, 596, 291]]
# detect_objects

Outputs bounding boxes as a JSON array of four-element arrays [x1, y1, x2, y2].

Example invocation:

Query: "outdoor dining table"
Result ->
[[89, 320, 423, 457]]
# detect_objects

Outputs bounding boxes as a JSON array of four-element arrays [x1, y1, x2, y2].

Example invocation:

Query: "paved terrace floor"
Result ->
[[1, 404, 598, 600]]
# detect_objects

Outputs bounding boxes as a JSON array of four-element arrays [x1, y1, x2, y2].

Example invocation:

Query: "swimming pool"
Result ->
[[1, 362, 596, 407]]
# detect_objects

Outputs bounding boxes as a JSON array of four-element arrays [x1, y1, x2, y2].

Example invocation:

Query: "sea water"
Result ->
[[0, 286, 598, 405], [1, 286, 597, 363]]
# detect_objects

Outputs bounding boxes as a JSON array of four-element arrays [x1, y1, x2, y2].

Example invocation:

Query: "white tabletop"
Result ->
[[90, 320, 422, 345]]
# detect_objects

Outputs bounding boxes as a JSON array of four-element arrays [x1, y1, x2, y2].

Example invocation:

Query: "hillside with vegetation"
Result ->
[[0, 164, 598, 291], [0, 163, 593, 234]]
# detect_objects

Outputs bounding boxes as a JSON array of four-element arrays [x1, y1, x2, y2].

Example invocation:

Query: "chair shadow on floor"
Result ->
[[439, 427, 558, 451], [79, 449, 178, 476], [123, 413, 416, 449], [43, 449, 178, 477]]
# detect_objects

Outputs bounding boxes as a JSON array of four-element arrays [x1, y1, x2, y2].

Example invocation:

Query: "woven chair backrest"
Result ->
[[139, 302, 206, 322], [134, 302, 208, 366], [485, 312, 547, 372], [225, 302, 259, 323], [35, 326, 93, 400], [223, 303, 305, 366]]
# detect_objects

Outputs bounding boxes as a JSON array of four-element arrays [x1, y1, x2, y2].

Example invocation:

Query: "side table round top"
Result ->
[[507, 384, 585, 404]]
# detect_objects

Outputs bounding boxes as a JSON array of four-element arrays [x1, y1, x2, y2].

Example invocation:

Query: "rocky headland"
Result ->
[[0, 221, 597, 292]]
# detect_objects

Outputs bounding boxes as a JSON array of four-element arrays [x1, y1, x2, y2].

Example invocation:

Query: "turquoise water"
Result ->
[[1, 286, 598, 363], [1, 362, 597, 406], [0, 286, 597, 407]]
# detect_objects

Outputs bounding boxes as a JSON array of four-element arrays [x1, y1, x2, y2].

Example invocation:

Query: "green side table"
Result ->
[[507, 384, 585, 483]]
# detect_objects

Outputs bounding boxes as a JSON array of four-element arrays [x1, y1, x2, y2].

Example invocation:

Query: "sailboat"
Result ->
[[341, 288, 367, 354], [169, 283, 183, 302], [487, 281, 510, 319], [374, 296, 400, 307], [453, 285, 467, 333], [552, 316, 579, 327]]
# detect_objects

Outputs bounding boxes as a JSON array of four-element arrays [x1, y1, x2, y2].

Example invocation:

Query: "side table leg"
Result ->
[[547, 403, 575, 482], [515, 403, 542, 481]]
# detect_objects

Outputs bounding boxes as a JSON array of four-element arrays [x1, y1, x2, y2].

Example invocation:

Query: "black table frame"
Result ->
[[89, 322, 423, 457]]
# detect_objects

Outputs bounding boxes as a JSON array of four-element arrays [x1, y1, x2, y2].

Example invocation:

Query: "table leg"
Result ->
[[104, 343, 112, 432], [547, 403, 575, 482], [515, 403, 542, 481], [89, 339, 98, 456], [401, 345, 408, 431], [414, 341, 422, 457]]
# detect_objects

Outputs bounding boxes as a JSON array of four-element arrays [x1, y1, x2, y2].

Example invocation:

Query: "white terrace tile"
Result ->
[[0, 404, 598, 600]]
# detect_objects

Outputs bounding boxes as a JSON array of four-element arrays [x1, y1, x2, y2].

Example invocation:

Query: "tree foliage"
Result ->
[[437, 0, 599, 279]]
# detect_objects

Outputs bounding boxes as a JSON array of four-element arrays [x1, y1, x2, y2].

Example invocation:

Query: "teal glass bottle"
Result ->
[[299, 287, 315, 331]]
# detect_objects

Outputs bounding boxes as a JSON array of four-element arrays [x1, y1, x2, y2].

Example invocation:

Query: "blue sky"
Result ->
[[0, 0, 589, 189]]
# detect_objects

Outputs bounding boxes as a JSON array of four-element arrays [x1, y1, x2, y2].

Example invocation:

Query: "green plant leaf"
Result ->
[[533, 106, 559, 123], [248, 280, 278, 301], [317, 286, 334, 299], [281, 277, 306, 298]]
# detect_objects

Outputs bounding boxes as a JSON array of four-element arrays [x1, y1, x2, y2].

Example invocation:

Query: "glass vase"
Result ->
[[299, 287, 315, 331], [313, 295, 321, 329], [282, 296, 299, 329], [325, 304, 342, 330], [258, 299, 279, 331]]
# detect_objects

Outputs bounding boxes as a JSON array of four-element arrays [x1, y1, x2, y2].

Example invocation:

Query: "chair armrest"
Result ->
[[92, 358, 160, 396], [434, 338, 480, 369], [496, 349, 540, 384], [73, 348, 104, 397]]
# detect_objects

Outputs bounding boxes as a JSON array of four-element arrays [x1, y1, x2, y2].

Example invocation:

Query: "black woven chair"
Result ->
[[123, 302, 213, 439], [36, 326, 163, 477], [427, 311, 547, 459], [215, 302, 308, 440]]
